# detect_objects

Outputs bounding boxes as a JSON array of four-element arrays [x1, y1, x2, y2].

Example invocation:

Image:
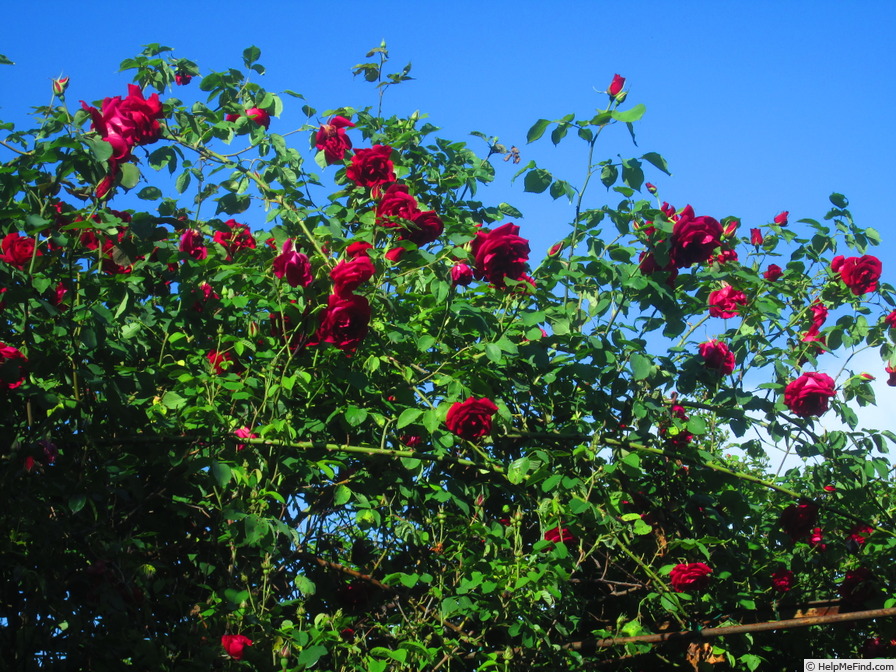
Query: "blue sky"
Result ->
[[2, 1, 896, 454]]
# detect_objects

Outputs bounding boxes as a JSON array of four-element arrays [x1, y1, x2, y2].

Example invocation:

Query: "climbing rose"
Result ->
[[698, 340, 735, 374], [450, 263, 473, 287], [207, 350, 242, 375], [375, 184, 418, 226], [779, 501, 819, 541], [669, 563, 712, 592], [784, 372, 836, 417], [0, 344, 27, 389], [345, 241, 373, 258], [81, 84, 164, 161], [544, 527, 577, 545], [808, 527, 827, 550], [750, 228, 763, 246], [846, 523, 874, 552], [346, 145, 395, 188], [669, 205, 723, 268], [221, 634, 253, 660], [445, 397, 498, 441], [708, 285, 747, 318], [764, 264, 783, 281], [1, 233, 40, 269], [608, 74, 625, 96], [471, 222, 532, 288], [831, 254, 882, 296], [330, 256, 375, 296], [314, 115, 354, 164], [213, 220, 256, 260], [313, 293, 371, 353], [273, 239, 313, 288], [234, 427, 258, 452], [179, 229, 207, 261], [774, 211, 789, 226], [227, 107, 270, 129], [771, 568, 795, 593], [401, 210, 444, 248], [801, 302, 828, 348], [839, 567, 876, 608], [885, 311, 896, 329], [174, 72, 191, 86]]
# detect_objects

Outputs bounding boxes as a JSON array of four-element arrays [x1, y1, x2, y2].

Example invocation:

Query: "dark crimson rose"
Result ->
[[544, 527, 577, 545], [0, 343, 27, 390], [846, 523, 874, 553], [191, 282, 219, 313], [471, 222, 531, 288], [862, 637, 896, 658], [608, 74, 625, 96], [234, 427, 258, 452], [330, 256, 375, 296], [315, 115, 354, 164], [273, 239, 313, 288], [669, 562, 712, 592], [661, 403, 693, 450], [885, 310, 896, 329], [1, 233, 40, 269], [314, 293, 371, 353], [708, 285, 747, 318], [451, 263, 474, 287], [669, 205, 723, 268], [808, 527, 826, 550], [698, 339, 735, 374], [445, 397, 499, 441], [221, 634, 253, 660], [401, 210, 444, 247], [81, 84, 164, 158], [831, 254, 882, 296], [346, 241, 373, 258], [764, 264, 783, 281], [771, 568, 795, 593], [774, 211, 789, 226], [174, 72, 191, 86], [179, 229, 207, 261], [346, 145, 395, 188], [750, 228, 764, 246], [887, 366, 896, 387], [645, 182, 657, 194], [779, 501, 819, 540], [839, 567, 876, 608], [207, 350, 242, 375], [715, 248, 738, 264], [213, 220, 256, 260], [784, 372, 835, 417]]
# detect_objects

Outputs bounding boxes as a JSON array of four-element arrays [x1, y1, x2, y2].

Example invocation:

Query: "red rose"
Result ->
[[234, 426, 258, 452], [213, 220, 256, 260], [771, 568, 795, 593], [401, 210, 444, 248], [764, 264, 783, 281], [839, 567, 876, 608], [808, 527, 826, 550], [887, 366, 896, 387], [179, 229, 207, 261], [801, 301, 828, 348], [315, 115, 354, 164], [243, 107, 270, 128], [1, 233, 40, 269], [445, 397, 498, 441], [669, 562, 712, 592], [669, 205, 723, 268], [784, 371, 835, 417], [698, 339, 735, 375], [221, 633, 253, 660], [81, 84, 164, 159], [207, 350, 242, 375], [608, 74, 625, 97], [175, 72, 191, 86], [779, 501, 819, 540], [846, 523, 874, 552], [471, 222, 531, 288], [191, 282, 219, 313], [273, 239, 313, 288], [750, 228, 764, 246], [884, 311, 896, 329], [715, 248, 738, 264], [346, 145, 395, 188], [314, 293, 371, 353], [330, 256, 375, 296], [0, 343, 27, 390], [831, 254, 882, 296], [544, 527, 577, 545], [708, 285, 747, 318], [451, 263, 473, 287], [645, 182, 657, 195], [774, 211, 789, 226], [346, 241, 373, 258]]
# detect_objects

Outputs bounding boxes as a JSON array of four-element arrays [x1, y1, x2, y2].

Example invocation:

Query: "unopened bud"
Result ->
[[52, 77, 69, 96], [645, 182, 657, 195], [614, 90, 628, 104]]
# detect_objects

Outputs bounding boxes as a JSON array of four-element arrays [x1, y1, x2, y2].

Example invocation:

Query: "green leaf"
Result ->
[[526, 119, 551, 143], [397, 408, 423, 429], [344, 406, 368, 427], [507, 456, 531, 484], [498, 202, 523, 218], [829, 192, 849, 208], [523, 168, 552, 194], [137, 186, 162, 200], [118, 163, 140, 189], [69, 494, 86, 514], [161, 391, 186, 409], [333, 484, 351, 506], [550, 123, 569, 145], [296, 645, 327, 668], [0, 53, 13, 66], [629, 353, 653, 380], [242, 45, 261, 66], [210, 461, 232, 488], [687, 416, 707, 435], [641, 151, 671, 175], [86, 137, 113, 163], [175, 171, 191, 194], [600, 164, 618, 188], [610, 103, 646, 123], [294, 575, 316, 596], [621, 158, 644, 191]]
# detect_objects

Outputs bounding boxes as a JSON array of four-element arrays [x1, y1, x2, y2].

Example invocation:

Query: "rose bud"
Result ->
[[52, 77, 70, 96], [608, 74, 626, 97], [645, 182, 657, 195]]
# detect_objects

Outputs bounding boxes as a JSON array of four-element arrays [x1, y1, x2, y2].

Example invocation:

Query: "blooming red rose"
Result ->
[[1, 233, 40, 269], [315, 115, 354, 164], [784, 371, 835, 417], [401, 210, 444, 248], [313, 293, 371, 353], [764, 264, 783, 281], [207, 350, 242, 375], [330, 256, 375, 296], [346, 241, 373, 258], [471, 222, 531, 288], [608, 74, 625, 97], [175, 72, 191, 86], [750, 228, 764, 246], [779, 501, 819, 540], [771, 568, 795, 593], [451, 263, 474, 287], [831, 254, 882, 296], [885, 311, 896, 329], [0, 343, 27, 390], [221, 633, 253, 660], [213, 220, 256, 260], [81, 84, 164, 161], [698, 339, 735, 375], [179, 229, 207, 261], [669, 562, 712, 592], [839, 567, 876, 608], [346, 145, 395, 188], [445, 397, 499, 441], [273, 239, 313, 288], [234, 426, 258, 452], [544, 526, 577, 545], [715, 248, 738, 264], [774, 211, 789, 226], [708, 285, 747, 318], [801, 301, 828, 348], [191, 282, 219, 313], [669, 205, 723, 268], [808, 527, 827, 550]]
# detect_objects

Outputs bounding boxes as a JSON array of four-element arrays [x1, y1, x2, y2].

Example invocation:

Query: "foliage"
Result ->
[[2, 44, 896, 670]]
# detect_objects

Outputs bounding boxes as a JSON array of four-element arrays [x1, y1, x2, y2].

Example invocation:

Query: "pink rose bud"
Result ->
[[774, 211, 789, 226], [52, 77, 70, 96], [750, 228, 763, 246], [608, 74, 626, 97], [645, 182, 657, 194]]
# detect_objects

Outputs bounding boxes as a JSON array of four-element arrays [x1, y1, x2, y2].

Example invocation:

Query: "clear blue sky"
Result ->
[[2, 1, 896, 449]]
